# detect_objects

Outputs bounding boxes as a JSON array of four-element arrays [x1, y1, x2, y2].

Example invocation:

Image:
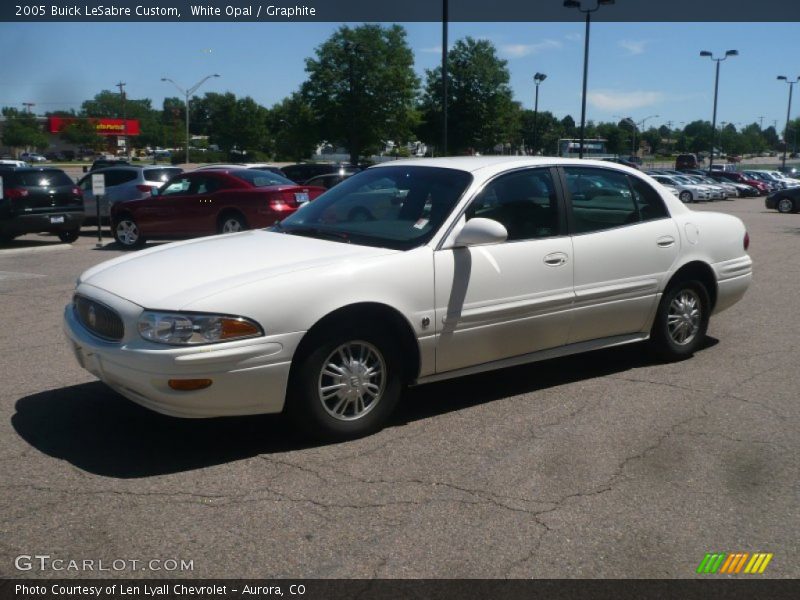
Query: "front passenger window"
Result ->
[[465, 168, 560, 241]]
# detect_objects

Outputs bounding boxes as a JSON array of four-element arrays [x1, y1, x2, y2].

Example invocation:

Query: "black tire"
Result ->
[[649, 279, 710, 361], [775, 196, 796, 214], [679, 191, 693, 203], [218, 212, 247, 234], [57, 229, 80, 243], [286, 325, 404, 441], [0, 234, 15, 245], [112, 215, 146, 249]]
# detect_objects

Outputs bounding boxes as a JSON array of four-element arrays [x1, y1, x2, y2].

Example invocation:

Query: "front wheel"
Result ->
[[776, 197, 796, 214], [113, 216, 146, 249], [649, 280, 710, 361], [286, 327, 404, 441], [57, 229, 80, 243]]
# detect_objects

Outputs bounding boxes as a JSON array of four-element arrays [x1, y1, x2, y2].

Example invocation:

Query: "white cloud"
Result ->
[[587, 89, 664, 111], [565, 33, 582, 42], [420, 46, 442, 54], [498, 39, 562, 59], [618, 40, 648, 55]]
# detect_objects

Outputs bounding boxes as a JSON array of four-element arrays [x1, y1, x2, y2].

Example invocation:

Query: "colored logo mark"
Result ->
[[696, 552, 773, 574]]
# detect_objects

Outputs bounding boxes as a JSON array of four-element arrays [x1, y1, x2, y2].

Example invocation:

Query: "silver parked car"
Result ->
[[77, 166, 183, 221]]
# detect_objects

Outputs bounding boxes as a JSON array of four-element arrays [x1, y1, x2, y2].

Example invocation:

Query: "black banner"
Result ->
[[2, 0, 800, 22], [2, 580, 800, 600]]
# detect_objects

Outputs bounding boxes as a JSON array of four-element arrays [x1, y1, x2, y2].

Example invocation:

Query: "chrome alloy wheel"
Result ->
[[115, 219, 139, 246], [222, 217, 243, 233], [667, 289, 702, 346], [318, 341, 386, 421], [777, 197, 794, 213]]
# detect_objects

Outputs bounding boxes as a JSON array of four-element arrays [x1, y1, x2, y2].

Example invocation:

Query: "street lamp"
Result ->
[[699, 49, 738, 171], [777, 75, 799, 171], [532, 72, 547, 156], [630, 114, 659, 158], [161, 74, 220, 164], [563, 0, 615, 159]]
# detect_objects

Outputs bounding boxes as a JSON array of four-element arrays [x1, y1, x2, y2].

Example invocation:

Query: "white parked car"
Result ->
[[650, 174, 711, 203], [64, 158, 753, 440]]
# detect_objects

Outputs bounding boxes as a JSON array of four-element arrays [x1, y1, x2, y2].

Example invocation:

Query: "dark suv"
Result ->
[[0, 167, 85, 243]]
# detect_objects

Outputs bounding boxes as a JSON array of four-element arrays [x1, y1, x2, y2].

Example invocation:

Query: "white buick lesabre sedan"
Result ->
[[64, 157, 752, 440]]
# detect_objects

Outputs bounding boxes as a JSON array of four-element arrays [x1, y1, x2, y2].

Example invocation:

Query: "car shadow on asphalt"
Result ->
[[11, 337, 718, 479]]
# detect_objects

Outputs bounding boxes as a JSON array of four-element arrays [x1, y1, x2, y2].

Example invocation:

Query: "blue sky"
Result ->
[[1, 21, 799, 131]]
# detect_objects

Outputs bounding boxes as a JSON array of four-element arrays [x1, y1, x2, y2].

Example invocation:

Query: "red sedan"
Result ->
[[110, 168, 325, 249]]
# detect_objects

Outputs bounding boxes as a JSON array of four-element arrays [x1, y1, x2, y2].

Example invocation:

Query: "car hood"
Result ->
[[78, 229, 398, 309]]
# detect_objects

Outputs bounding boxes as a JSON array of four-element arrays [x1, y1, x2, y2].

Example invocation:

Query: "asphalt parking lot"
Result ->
[[0, 197, 797, 579]]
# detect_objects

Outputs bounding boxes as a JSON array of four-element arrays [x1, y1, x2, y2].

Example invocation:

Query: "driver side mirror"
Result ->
[[447, 217, 508, 248]]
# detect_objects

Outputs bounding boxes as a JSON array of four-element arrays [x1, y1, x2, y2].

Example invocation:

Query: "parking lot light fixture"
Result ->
[[563, 0, 615, 159], [161, 74, 221, 164], [532, 72, 547, 155], [700, 50, 738, 171], [777, 75, 799, 171]]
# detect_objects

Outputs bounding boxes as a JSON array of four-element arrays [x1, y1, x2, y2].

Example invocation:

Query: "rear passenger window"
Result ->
[[564, 167, 637, 234], [465, 168, 561, 241], [104, 170, 137, 187], [628, 176, 669, 221]]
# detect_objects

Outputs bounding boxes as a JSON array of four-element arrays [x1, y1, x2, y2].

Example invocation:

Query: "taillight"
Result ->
[[136, 184, 153, 193], [744, 231, 750, 251], [268, 191, 301, 211], [5, 187, 29, 199], [72, 186, 82, 198]]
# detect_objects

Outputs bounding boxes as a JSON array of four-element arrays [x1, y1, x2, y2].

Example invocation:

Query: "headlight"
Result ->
[[138, 311, 262, 345]]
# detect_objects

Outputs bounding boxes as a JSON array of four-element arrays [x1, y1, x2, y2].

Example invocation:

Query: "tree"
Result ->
[[1, 108, 47, 152], [419, 37, 516, 155], [81, 90, 162, 149], [191, 92, 270, 157], [269, 93, 318, 161], [60, 119, 102, 151], [302, 24, 419, 164]]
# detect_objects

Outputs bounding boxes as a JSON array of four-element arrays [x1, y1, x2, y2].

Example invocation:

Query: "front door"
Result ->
[[434, 167, 575, 374]]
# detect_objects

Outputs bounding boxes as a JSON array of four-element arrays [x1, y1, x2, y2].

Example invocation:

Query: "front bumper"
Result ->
[[63, 287, 304, 418]]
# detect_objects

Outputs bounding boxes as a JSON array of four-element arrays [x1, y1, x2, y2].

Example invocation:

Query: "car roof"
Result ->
[[370, 156, 653, 175]]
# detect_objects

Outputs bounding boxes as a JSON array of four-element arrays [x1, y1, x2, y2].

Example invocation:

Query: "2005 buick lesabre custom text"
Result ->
[[64, 158, 752, 440]]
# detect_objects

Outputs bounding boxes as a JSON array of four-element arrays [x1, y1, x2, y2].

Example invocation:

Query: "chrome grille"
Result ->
[[74, 296, 124, 341]]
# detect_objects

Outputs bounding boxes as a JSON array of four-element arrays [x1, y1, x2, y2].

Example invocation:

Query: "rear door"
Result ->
[[562, 166, 679, 344]]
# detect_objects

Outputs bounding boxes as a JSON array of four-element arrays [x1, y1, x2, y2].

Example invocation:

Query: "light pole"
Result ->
[[442, 0, 448, 156], [563, 0, 615, 159], [634, 114, 659, 157], [161, 74, 220, 164], [777, 75, 798, 171], [532, 72, 547, 156], [700, 49, 738, 171]]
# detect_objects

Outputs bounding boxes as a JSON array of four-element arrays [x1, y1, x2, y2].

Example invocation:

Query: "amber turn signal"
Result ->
[[168, 379, 213, 391], [220, 318, 261, 340]]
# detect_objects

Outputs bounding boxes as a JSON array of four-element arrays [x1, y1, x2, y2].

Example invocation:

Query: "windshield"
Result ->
[[275, 166, 473, 250]]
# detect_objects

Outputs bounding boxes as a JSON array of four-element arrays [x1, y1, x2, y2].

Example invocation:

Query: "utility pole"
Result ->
[[116, 81, 127, 158], [758, 115, 764, 130], [22, 102, 35, 114]]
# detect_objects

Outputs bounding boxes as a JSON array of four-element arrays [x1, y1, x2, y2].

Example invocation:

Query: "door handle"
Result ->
[[543, 252, 568, 266], [656, 236, 675, 248]]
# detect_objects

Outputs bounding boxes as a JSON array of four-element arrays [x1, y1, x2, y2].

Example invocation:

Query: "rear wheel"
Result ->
[[776, 197, 796, 214], [679, 191, 693, 203], [57, 229, 80, 243], [650, 280, 710, 361], [286, 326, 404, 441], [113, 215, 145, 249], [219, 213, 247, 234]]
